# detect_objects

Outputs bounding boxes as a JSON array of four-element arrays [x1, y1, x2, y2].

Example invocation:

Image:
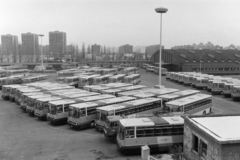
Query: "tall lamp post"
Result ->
[[155, 7, 168, 86], [38, 34, 44, 73], [200, 53, 205, 73]]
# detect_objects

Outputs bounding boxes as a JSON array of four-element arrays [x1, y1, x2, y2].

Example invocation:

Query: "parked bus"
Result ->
[[102, 68, 118, 75], [21, 75, 49, 84], [34, 96, 63, 120], [146, 65, 154, 72], [68, 96, 136, 129], [116, 116, 184, 153], [223, 83, 240, 97], [145, 88, 179, 97], [211, 81, 225, 95], [123, 67, 139, 75], [6, 69, 30, 76], [19, 92, 45, 109], [92, 74, 113, 85], [231, 86, 240, 101], [78, 74, 100, 88], [101, 85, 146, 96], [132, 93, 156, 99], [158, 90, 200, 103], [73, 94, 115, 103], [26, 94, 52, 114], [95, 98, 162, 131], [123, 74, 141, 85], [108, 74, 126, 83], [63, 76, 81, 87], [165, 94, 212, 115]]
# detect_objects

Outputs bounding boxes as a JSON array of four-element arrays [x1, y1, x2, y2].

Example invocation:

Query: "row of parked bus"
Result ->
[[63, 73, 141, 88], [1, 81, 213, 153], [0, 74, 49, 90], [142, 63, 168, 76], [166, 72, 240, 100], [57, 67, 140, 81]]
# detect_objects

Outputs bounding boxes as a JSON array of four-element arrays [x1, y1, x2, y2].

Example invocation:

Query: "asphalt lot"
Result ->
[[0, 69, 240, 160]]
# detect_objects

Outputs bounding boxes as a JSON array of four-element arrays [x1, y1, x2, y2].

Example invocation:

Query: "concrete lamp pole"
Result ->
[[200, 53, 205, 73], [155, 7, 168, 86], [38, 34, 44, 73]]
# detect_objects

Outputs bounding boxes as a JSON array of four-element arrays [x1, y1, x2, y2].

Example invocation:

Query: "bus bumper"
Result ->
[[95, 123, 104, 131]]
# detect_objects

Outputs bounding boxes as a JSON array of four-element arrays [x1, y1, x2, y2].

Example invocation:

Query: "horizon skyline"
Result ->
[[1, 0, 240, 49]]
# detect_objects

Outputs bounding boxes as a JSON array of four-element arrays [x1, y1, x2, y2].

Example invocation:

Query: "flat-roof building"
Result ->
[[21, 32, 39, 63], [1, 34, 19, 63], [184, 115, 240, 160], [49, 31, 66, 61], [119, 44, 133, 54]]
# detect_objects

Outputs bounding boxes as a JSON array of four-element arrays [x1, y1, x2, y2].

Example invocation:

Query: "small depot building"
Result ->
[[183, 114, 240, 160]]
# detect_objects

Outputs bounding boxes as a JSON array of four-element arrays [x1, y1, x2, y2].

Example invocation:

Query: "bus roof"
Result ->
[[165, 94, 212, 106], [102, 89, 122, 94], [146, 88, 179, 95], [119, 116, 184, 127], [109, 74, 126, 78], [121, 98, 161, 107], [124, 74, 140, 78], [36, 96, 62, 102], [22, 92, 44, 96], [107, 115, 123, 122], [158, 90, 200, 99], [48, 99, 79, 105], [70, 102, 99, 109], [79, 74, 100, 79], [66, 92, 100, 98], [75, 94, 115, 102], [94, 96, 136, 106], [132, 93, 156, 98], [119, 85, 146, 91]]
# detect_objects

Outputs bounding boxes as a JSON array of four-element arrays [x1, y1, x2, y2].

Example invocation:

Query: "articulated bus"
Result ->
[[108, 74, 126, 83], [34, 96, 63, 120], [158, 90, 201, 103], [165, 94, 212, 115], [123, 74, 141, 85], [101, 85, 147, 96], [68, 96, 135, 129], [78, 74, 101, 88], [116, 116, 184, 153], [21, 75, 49, 84], [92, 74, 113, 85], [95, 98, 162, 131], [231, 86, 240, 101]]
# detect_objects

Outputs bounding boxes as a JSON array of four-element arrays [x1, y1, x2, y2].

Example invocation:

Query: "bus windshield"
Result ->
[[118, 125, 125, 140], [49, 104, 58, 115], [81, 78, 87, 83], [69, 107, 79, 118]]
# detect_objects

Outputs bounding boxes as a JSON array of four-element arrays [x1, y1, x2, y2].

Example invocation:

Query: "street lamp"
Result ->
[[155, 7, 168, 86], [38, 34, 44, 73], [200, 53, 205, 73]]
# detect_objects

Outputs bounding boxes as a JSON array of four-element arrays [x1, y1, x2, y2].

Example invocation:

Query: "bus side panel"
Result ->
[[186, 104, 212, 115]]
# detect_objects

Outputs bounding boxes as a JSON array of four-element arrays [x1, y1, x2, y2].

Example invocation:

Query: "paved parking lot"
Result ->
[[0, 70, 240, 160]]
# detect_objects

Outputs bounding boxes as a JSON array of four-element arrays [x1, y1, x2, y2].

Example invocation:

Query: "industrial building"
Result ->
[[150, 49, 240, 75], [1, 34, 19, 63], [184, 114, 240, 160], [21, 32, 39, 63], [145, 44, 164, 60], [49, 31, 66, 61]]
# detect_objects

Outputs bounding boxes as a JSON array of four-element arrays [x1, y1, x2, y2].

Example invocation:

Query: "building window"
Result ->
[[218, 68, 223, 71], [225, 68, 229, 71], [200, 140, 207, 158], [192, 134, 199, 152], [214, 60, 218, 62]]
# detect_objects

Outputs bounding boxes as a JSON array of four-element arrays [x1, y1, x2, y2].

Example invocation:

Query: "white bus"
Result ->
[[123, 67, 139, 75], [21, 75, 49, 84], [102, 68, 118, 75], [165, 94, 212, 115], [6, 69, 30, 77], [231, 86, 240, 101], [101, 85, 146, 96], [132, 93, 156, 99], [108, 74, 126, 83], [34, 96, 63, 120], [123, 74, 141, 85], [146, 65, 154, 72], [223, 83, 240, 97], [26, 94, 52, 115], [95, 98, 162, 131], [78, 74, 101, 88], [68, 96, 135, 129], [116, 116, 184, 153], [211, 81, 225, 95], [92, 74, 113, 85], [96, 98, 163, 132], [195, 78, 209, 89], [158, 90, 201, 103], [145, 88, 180, 97], [19, 92, 45, 110]]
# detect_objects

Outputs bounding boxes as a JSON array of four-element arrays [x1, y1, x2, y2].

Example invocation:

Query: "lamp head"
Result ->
[[155, 7, 168, 13]]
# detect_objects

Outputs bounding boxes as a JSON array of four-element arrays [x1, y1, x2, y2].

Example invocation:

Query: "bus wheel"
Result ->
[[203, 111, 206, 115], [90, 121, 95, 128]]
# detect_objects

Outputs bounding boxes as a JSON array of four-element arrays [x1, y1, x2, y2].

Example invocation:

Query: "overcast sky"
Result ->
[[1, 0, 240, 49]]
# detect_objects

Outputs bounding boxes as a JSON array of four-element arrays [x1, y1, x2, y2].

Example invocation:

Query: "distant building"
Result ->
[[119, 44, 133, 54], [49, 31, 66, 60], [91, 44, 100, 55], [145, 44, 164, 60], [171, 42, 223, 50], [21, 32, 39, 63], [184, 114, 240, 160], [1, 34, 19, 63]]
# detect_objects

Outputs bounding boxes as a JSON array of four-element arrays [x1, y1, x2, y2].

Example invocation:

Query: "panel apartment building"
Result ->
[[49, 31, 66, 61], [1, 34, 18, 63], [21, 32, 39, 63]]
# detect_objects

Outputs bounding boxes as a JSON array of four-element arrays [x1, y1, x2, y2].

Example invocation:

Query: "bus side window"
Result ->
[[57, 105, 63, 113], [64, 104, 70, 112]]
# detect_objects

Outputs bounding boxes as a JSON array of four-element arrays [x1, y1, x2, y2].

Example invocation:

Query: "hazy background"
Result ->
[[1, 0, 240, 48]]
